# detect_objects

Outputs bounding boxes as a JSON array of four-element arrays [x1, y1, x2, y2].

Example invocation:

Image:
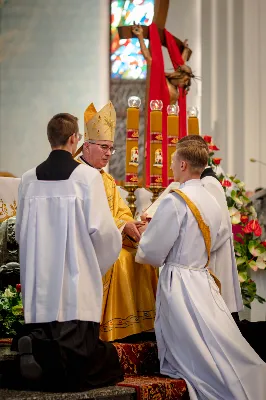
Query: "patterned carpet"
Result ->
[[114, 341, 159, 375], [114, 342, 188, 400], [118, 375, 189, 400]]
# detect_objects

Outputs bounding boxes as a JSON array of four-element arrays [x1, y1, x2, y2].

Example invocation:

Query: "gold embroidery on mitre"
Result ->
[[85, 101, 116, 142]]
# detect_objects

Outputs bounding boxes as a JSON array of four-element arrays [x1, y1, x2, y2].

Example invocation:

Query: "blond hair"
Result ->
[[178, 135, 209, 153], [176, 140, 208, 174]]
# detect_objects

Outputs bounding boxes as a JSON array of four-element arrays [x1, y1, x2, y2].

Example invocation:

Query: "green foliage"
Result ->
[[205, 136, 266, 308], [0, 285, 24, 337]]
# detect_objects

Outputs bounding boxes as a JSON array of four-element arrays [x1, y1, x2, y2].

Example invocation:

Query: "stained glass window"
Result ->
[[111, 0, 154, 79]]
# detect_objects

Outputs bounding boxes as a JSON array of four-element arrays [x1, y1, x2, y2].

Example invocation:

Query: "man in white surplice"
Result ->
[[13, 113, 123, 390], [136, 140, 266, 400], [180, 134, 243, 316]]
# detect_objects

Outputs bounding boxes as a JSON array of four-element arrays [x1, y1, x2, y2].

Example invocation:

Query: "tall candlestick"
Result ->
[[125, 96, 141, 186], [167, 104, 179, 185], [150, 100, 163, 188], [187, 106, 199, 135]]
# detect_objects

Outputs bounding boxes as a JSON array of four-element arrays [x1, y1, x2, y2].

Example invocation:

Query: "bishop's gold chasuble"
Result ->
[[76, 101, 158, 341], [77, 159, 158, 341], [99, 170, 158, 341]]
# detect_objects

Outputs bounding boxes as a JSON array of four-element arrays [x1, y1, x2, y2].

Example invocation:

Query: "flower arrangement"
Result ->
[[203, 135, 265, 308], [0, 284, 24, 337]]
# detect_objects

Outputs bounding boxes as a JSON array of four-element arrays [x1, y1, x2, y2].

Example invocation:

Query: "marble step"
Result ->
[[0, 387, 136, 400]]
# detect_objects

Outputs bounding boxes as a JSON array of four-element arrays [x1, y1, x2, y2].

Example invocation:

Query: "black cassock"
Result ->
[[11, 150, 123, 391]]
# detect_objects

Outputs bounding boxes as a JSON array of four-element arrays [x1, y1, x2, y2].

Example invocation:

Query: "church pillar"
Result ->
[[164, 0, 202, 123], [243, 0, 266, 190], [201, 0, 244, 179]]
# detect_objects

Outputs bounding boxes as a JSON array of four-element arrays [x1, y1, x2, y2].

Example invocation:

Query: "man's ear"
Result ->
[[83, 141, 89, 150], [69, 133, 76, 145], [180, 160, 186, 171]]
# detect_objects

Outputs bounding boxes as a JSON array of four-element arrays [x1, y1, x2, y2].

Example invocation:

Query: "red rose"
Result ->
[[261, 241, 266, 247], [209, 145, 220, 151], [212, 158, 222, 165], [16, 284, 21, 293], [243, 219, 262, 237], [222, 179, 232, 188], [240, 215, 249, 224], [203, 135, 212, 143]]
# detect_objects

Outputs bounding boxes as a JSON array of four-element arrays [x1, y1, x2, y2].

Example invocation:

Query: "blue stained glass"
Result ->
[[111, 0, 154, 79]]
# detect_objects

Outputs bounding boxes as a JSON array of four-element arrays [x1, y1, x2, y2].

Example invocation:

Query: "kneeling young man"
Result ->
[[136, 140, 266, 400], [13, 113, 123, 391]]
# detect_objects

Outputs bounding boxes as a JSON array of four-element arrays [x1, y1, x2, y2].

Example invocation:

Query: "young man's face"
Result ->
[[171, 151, 182, 182]]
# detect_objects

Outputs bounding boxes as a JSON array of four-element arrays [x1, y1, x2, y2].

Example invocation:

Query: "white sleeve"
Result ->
[[136, 194, 182, 267], [85, 173, 122, 275], [15, 179, 23, 244]]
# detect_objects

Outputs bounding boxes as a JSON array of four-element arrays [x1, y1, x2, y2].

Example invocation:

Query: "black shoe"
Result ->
[[18, 336, 43, 381]]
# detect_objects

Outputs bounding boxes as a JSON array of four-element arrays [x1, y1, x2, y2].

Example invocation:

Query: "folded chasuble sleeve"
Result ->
[[113, 189, 134, 230], [85, 173, 122, 275]]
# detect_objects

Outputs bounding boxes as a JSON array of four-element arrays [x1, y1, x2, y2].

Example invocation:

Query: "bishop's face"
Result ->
[[84, 140, 114, 169]]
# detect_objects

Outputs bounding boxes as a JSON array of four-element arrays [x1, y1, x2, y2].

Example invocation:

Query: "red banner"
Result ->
[[150, 175, 163, 187], [125, 173, 138, 185], [127, 130, 139, 140], [150, 132, 163, 143], [168, 136, 178, 146], [146, 23, 187, 188]]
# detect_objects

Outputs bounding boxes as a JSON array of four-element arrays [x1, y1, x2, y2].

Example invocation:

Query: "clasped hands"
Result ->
[[123, 213, 148, 242]]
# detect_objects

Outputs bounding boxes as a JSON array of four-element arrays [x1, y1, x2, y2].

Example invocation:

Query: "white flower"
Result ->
[[237, 181, 245, 189], [229, 207, 241, 224], [255, 257, 266, 270], [3, 288, 15, 298]]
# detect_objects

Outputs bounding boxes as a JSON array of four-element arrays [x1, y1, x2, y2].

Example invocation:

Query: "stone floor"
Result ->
[[0, 347, 136, 400], [0, 387, 136, 400]]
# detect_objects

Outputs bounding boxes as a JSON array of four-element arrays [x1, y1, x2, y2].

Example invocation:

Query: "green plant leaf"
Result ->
[[236, 257, 246, 266], [238, 271, 248, 282], [248, 240, 266, 257]]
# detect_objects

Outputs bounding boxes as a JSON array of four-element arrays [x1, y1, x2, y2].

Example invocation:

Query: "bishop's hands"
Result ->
[[137, 212, 149, 236], [123, 221, 145, 242]]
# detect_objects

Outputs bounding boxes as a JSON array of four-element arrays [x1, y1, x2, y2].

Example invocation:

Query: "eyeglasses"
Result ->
[[89, 142, 116, 155], [76, 133, 83, 141], [67, 132, 83, 141]]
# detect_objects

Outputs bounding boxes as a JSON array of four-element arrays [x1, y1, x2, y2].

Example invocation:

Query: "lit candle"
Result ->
[[167, 104, 179, 185], [150, 100, 163, 188], [125, 96, 141, 186], [187, 106, 199, 135]]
